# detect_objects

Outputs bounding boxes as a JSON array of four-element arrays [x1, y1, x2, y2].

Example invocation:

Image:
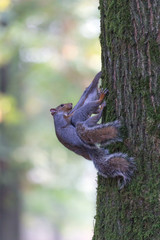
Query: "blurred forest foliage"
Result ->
[[0, 0, 101, 240]]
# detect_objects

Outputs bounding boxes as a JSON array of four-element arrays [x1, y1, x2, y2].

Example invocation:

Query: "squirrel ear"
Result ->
[[50, 108, 57, 115]]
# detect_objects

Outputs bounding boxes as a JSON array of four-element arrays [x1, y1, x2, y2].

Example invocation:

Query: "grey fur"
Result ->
[[50, 72, 135, 189]]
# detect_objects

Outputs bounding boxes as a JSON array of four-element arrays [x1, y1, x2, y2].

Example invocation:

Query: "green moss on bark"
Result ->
[[149, 39, 160, 64], [102, 0, 133, 52]]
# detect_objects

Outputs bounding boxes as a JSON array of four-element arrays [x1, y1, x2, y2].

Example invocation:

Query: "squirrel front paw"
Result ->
[[99, 88, 108, 102]]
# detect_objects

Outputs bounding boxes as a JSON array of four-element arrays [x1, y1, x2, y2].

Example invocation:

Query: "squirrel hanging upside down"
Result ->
[[50, 72, 135, 189]]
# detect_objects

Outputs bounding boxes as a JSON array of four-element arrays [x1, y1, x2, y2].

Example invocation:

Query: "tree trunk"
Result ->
[[93, 0, 160, 239]]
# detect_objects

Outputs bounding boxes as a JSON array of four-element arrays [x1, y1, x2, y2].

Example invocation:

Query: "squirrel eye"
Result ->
[[60, 104, 64, 107]]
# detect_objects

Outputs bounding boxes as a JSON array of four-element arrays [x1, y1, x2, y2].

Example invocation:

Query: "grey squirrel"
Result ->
[[50, 72, 135, 189]]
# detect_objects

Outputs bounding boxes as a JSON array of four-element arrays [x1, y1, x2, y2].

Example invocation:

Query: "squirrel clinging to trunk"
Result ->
[[50, 72, 135, 189]]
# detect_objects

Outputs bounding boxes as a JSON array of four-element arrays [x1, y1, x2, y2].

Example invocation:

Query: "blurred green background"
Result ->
[[0, 0, 101, 239]]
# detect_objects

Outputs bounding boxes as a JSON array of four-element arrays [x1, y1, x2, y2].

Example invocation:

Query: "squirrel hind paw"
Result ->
[[109, 154, 136, 188], [118, 157, 136, 190]]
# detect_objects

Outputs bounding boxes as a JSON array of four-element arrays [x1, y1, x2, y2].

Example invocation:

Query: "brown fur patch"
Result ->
[[56, 103, 72, 112], [77, 125, 118, 144], [99, 92, 105, 102], [108, 157, 129, 172]]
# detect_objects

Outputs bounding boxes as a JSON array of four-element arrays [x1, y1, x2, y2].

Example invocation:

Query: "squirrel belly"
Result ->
[[53, 113, 93, 160]]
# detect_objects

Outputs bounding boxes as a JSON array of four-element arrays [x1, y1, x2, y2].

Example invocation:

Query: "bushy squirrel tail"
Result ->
[[90, 150, 135, 189]]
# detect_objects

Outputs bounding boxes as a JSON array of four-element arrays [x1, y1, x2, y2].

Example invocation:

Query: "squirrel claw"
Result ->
[[103, 88, 109, 95], [102, 101, 106, 107], [99, 88, 108, 102], [99, 101, 106, 110]]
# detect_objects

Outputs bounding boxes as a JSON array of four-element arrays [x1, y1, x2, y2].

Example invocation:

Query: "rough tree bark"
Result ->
[[93, 0, 160, 239]]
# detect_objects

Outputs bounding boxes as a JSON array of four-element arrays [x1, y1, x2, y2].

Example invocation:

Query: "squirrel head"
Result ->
[[50, 103, 73, 116]]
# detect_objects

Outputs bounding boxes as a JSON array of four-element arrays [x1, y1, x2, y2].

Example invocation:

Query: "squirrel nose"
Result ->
[[50, 108, 56, 115]]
